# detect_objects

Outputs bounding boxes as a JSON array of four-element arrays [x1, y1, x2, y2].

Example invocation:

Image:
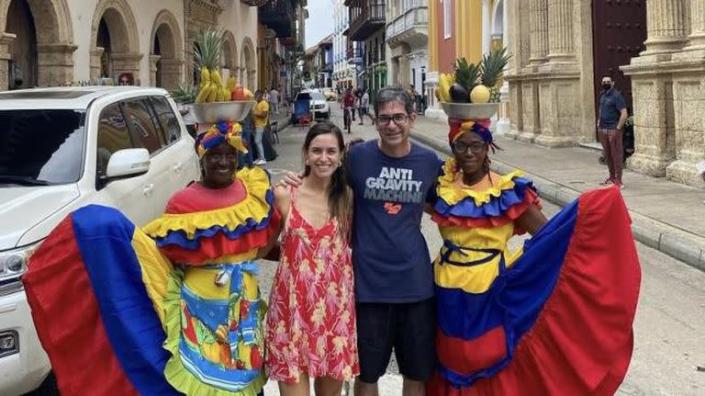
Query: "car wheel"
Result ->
[[29, 372, 59, 396]]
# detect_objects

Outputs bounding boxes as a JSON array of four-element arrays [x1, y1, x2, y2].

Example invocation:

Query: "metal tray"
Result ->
[[441, 102, 499, 119], [190, 101, 256, 123]]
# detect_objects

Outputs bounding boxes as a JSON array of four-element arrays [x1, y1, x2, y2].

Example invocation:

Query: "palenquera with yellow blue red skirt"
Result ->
[[427, 107, 642, 395], [22, 121, 280, 395]]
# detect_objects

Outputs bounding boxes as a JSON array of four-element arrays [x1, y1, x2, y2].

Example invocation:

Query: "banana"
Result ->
[[215, 86, 225, 102], [222, 86, 231, 101], [211, 69, 223, 88], [199, 67, 210, 91], [195, 82, 211, 103], [206, 83, 218, 102], [437, 73, 452, 103]]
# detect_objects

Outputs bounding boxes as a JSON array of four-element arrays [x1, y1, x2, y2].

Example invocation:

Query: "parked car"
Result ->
[[0, 86, 200, 395], [291, 89, 330, 121]]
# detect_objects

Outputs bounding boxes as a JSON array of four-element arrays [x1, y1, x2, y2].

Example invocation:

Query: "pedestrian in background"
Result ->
[[597, 75, 628, 188], [253, 90, 270, 165], [270, 86, 280, 114], [358, 89, 373, 125]]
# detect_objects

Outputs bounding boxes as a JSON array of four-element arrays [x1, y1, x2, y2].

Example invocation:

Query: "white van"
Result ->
[[0, 87, 200, 395]]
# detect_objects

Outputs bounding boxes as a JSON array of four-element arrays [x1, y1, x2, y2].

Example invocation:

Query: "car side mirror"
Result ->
[[106, 148, 150, 179]]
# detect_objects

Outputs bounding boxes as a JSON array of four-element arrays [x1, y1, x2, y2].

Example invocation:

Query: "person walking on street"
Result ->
[[270, 86, 280, 114], [358, 89, 373, 125], [342, 88, 357, 134], [253, 90, 270, 165], [597, 75, 628, 188], [281, 87, 441, 396]]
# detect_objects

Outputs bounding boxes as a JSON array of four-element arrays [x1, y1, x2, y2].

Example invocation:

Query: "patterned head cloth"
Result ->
[[195, 121, 247, 158], [448, 118, 499, 152]]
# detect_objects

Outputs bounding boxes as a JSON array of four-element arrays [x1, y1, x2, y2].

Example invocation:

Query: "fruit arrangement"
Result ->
[[193, 29, 254, 104], [436, 48, 511, 104]]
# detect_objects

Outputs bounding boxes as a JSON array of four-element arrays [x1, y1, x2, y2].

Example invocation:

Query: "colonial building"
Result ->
[[333, 0, 359, 90], [345, 0, 387, 99], [257, 0, 308, 98], [505, 0, 645, 148], [425, 0, 509, 132], [0, 0, 294, 93], [621, 0, 705, 186], [385, 0, 428, 108]]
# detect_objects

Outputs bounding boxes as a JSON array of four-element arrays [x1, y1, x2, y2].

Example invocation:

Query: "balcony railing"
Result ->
[[241, 0, 268, 6], [347, 0, 386, 41], [259, 0, 295, 37], [386, 6, 427, 44]]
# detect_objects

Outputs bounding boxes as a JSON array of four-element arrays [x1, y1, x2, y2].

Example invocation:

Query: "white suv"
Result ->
[[0, 87, 200, 395], [291, 89, 330, 121]]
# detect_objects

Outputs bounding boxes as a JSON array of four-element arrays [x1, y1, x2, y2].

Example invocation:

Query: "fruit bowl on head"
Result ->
[[190, 100, 256, 123], [441, 102, 499, 120]]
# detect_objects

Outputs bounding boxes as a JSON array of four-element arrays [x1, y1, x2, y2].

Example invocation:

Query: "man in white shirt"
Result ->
[[269, 87, 280, 114]]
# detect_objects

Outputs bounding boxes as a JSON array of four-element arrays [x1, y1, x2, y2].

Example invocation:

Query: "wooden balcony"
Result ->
[[259, 0, 295, 37], [346, 0, 386, 41]]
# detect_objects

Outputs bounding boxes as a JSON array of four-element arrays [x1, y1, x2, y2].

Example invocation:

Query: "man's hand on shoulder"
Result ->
[[276, 171, 304, 189]]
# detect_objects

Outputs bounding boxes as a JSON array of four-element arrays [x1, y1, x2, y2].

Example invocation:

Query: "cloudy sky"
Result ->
[[305, 0, 335, 48]]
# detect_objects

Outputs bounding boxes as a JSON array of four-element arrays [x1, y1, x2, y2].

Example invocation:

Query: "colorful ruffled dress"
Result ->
[[265, 187, 359, 383], [428, 159, 641, 395], [22, 167, 280, 396]]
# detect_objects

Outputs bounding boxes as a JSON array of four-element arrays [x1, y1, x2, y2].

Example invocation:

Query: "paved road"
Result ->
[[258, 107, 705, 395]]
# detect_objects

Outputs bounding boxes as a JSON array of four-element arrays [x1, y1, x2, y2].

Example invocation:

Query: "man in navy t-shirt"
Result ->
[[597, 75, 628, 187], [346, 88, 441, 396]]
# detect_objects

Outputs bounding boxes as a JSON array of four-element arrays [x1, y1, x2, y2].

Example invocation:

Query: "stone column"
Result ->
[[482, 0, 491, 55], [37, 44, 77, 87], [546, 0, 574, 62], [0, 33, 16, 91], [623, 0, 690, 177], [681, 0, 705, 55], [529, 0, 548, 65], [90, 47, 104, 82], [149, 54, 161, 87], [640, 0, 689, 60], [160, 58, 184, 90]]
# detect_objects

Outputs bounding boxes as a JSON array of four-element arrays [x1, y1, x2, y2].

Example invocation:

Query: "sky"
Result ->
[[305, 0, 335, 49]]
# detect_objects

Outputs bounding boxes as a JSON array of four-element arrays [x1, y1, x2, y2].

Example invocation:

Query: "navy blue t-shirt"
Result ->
[[346, 140, 442, 303], [598, 88, 627, 129]]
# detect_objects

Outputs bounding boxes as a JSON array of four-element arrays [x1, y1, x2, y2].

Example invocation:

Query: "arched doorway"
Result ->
[[222, 30, 237, 82], [0, 0, 75, 90], [90, 0, 141, 83], [150, 10, 183, 89], [5, 0, 36, 89], [241, 37, 256, 90], [491, 0, 504, 51]]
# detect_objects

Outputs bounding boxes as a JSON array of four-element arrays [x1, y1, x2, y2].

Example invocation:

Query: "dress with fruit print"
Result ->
[[266, 187, 359, 383]]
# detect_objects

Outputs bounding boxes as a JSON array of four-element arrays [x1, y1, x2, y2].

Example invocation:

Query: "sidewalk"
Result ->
[[411, 116, 705, 271]]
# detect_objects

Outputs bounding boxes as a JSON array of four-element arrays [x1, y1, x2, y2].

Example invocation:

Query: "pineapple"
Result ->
[[480, 47, 511, 103], [194, 29, 225, 102], [454, 57, 480, 93]]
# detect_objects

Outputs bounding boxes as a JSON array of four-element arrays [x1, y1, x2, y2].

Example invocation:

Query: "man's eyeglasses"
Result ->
[[452, 141, 486, 154], [376, 113, 410, 126]]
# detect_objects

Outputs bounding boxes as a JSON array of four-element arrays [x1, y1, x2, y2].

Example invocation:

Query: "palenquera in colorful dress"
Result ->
[[22, 122, 280, 396], [427, 118, 641, 395]]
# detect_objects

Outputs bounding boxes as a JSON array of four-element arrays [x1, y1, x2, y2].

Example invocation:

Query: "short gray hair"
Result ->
[[373, 87, 414, 116]]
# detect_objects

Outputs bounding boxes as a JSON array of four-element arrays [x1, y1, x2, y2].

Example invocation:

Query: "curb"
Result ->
[[411, 132, 705, 272]]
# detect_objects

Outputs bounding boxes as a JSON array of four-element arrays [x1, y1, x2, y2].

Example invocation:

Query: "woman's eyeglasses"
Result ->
[[376, 113, 410, 126], [452, 141, 486, 154]]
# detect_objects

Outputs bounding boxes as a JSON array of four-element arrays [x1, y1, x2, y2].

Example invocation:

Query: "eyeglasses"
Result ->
[[452, 141, 486, 154], [376, 113, 410, 126]]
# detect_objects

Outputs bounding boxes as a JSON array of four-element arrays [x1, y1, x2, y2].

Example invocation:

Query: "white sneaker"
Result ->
[[254, 159, 267, 165]]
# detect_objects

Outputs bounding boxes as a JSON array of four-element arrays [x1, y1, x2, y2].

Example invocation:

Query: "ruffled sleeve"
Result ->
[[432, 159, 541, 233], [143, 167, 280, 264]]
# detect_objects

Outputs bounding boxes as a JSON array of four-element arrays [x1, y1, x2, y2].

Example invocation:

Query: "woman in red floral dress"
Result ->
[[266, 121, 359, 395]]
